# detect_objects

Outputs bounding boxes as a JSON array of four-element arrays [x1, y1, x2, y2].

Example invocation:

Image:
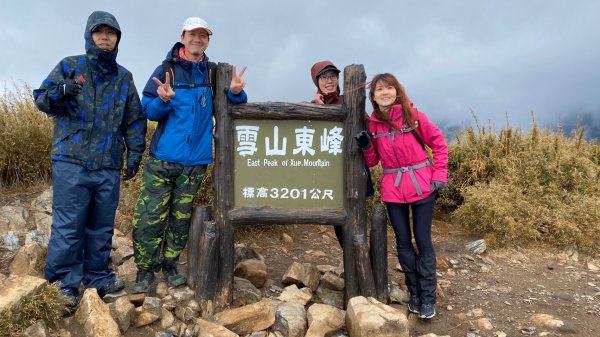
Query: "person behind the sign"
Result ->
[[310, 60, 374, 249], [131, 17, 248, 293], [354, 73, 448, 319], [32, 11, 146, 307]]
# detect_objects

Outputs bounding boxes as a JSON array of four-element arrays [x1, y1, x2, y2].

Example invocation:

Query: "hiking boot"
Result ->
[[98, 277, 125, 298], [163, 265, 186, 288], [419, 303, 436, 319], [408, 294, 420, 314], [131, 269, 155, 294], [59, 288, 78, 311]]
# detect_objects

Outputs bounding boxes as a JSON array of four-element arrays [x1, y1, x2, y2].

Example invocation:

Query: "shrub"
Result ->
[[449, 115, 600, 252]]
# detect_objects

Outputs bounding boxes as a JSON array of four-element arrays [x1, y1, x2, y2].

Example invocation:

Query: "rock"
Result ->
[[316, 264, 336, 274], [305, 303, 344, 337], [1, 231, 21, 251], [111, 245, 134, 266], [111, 296, 135, 333], [278, 284, 312, 306], [75, 288, 121, 337], [9, 241, 45, 277], [235, 258, 268, 288], [320, 271, 345, 291], [156, 281, 170, 298], [417, 334, 450, 337], [388, 284, 408, 304], [160, 307, 175, 329], [282, 262, 320, 291], [0, 275, 46, 313], [316, 283, 344, 309], [281, 233, 293, 243], [587, 261, 600, 272], [346, 296, 409, 337], [195, 317, 239, 337], [19, 320, 49, 337], [233, 276, 262, 305], [30, 189, 52, 213], [171, 286, 195, 304], [117, 256, 138, 282], [135, 308, 161, 327], [128, 292, 146, 307], [465, 239, 486, 254], [25, 230, 48, 247], [272, 300, 307, 337], [476, 317, 494, 330], [213, 298, 275, 335], [530, 313, 564, 329], [0, 205, 28, 232], [142, 296, 162, 316]]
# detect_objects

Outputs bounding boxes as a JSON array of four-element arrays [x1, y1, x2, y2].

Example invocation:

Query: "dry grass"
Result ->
[[0, 84, 52, 188], [448, 114, 600, 252], [0, 282, 67, 337]]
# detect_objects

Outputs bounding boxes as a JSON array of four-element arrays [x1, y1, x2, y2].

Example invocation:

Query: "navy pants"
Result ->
[[45, 161, 120, 293]]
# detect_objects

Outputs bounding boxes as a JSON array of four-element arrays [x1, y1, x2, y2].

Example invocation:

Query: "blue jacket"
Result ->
[[33, 11, 146, 170], [142, 42, 247, 166]]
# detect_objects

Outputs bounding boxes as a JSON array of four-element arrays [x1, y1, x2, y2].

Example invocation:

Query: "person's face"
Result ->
[[181, 28, 210, 60], [318, 71, 339, 95], [373, 80, 397, 111], [92, 25, 118, 52]]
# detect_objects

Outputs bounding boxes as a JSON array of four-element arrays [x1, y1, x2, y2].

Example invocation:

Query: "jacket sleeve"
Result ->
[[226, 89, 248, 104], [361, 121, 381, 167], [418, 111, 448, 183], [122, 75, 147, 167], [32, 59, 73, 116], [142, 65, 173, 121]]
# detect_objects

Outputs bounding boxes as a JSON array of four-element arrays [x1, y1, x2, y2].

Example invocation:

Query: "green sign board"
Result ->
[[233, 119, 345, 209]]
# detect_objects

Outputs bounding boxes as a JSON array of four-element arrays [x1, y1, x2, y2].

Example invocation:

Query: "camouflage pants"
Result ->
[[132, 157, 206, 271]]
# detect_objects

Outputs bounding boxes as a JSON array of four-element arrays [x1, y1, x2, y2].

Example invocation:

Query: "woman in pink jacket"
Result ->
[[355, 73, 448, 319]]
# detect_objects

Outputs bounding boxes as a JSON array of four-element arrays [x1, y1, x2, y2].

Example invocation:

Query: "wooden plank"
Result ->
[[341, 64, 368, 304], [354, 234, 376, 297], [194, 221, 219, 308], [231, 102, 345, 120], [228, 207, 346, 226], [213, 63, 235, 309], [370, 203, 389, 303], [187, 205, 211, 288]]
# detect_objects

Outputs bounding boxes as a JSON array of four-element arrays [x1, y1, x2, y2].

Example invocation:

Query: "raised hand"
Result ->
[[230, 65, 247, 95], [152, 72, 175, 102], [61, 71, 83, 98], [313, 92, 324, 104]]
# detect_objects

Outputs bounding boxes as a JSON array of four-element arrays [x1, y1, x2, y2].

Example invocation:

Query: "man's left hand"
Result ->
[[230, 65, 247, 95], [123, 163, 140, 181]]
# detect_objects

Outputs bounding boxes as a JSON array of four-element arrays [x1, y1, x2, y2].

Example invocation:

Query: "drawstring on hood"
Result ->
[[84, 11, 121, 76]]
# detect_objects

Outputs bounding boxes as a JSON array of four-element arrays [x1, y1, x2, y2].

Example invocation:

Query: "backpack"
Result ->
[[161, 60, 217, 98]]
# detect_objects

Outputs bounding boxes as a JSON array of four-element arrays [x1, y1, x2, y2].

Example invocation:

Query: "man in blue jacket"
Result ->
[[33, 11, 147, 306], [132, 17, 247, 293]]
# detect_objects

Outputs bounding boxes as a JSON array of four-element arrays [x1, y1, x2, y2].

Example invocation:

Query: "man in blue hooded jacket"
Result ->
[[33, 11, 146, 306], [131, 17, 247, 293]]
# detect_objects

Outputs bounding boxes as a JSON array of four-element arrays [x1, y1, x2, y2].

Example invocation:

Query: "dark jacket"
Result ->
[[142, 42, 247, 166], [33, 11, 146, 170]]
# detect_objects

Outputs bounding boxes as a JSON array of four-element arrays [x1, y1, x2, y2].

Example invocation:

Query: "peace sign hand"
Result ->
[[230, 65, 247, 95], [152, 72, 175, 102]]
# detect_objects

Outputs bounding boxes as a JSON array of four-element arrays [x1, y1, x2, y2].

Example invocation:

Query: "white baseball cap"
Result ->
[[182, 17, 213, 35]]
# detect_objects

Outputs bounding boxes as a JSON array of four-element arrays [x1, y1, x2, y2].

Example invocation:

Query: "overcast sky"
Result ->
[[1, 1, 599, 135]]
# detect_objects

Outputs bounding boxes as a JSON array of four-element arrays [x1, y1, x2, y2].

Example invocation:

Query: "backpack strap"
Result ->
[[161, 60, 217, 93], [410, 108, 434, 164]]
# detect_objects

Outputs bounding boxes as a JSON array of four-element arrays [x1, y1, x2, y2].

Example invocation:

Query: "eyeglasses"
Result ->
[[319, 74, 338, 82]]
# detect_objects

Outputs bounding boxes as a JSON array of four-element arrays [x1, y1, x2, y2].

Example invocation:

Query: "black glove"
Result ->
[[354, 130, 371, 149], [430, 180, 447, 191], [123, 163, 140, 181], [61, 71, 83, 98]]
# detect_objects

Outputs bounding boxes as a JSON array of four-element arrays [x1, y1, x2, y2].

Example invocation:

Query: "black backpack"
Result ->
[[161, 60, 217, 98]]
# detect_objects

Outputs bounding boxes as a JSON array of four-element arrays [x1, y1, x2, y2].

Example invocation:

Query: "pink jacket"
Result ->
[[362, 104, 448, 203]]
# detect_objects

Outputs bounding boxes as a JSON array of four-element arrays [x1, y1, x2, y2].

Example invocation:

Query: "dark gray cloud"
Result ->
[[1, 1, 599, 133]]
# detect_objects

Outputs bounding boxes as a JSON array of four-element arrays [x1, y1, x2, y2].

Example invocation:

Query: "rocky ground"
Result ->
[[2, 186, 600, 337]]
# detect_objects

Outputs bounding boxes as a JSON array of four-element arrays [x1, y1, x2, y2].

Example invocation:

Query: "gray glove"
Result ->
[[431, 180, 446, 191]]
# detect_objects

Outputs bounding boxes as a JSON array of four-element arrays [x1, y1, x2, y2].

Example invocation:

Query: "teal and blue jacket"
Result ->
[[33, 11, 146, 170], [142, 42, 247, 166]]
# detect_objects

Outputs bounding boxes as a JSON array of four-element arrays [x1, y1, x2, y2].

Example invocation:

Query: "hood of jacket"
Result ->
[[311, 60, 341, 105], [84, 11, 121, 75]]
